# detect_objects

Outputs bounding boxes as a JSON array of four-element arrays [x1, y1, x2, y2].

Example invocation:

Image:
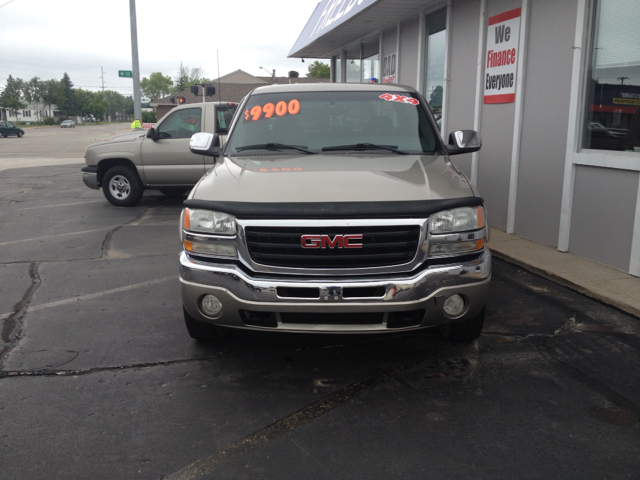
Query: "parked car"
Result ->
[[0, 121, 25, 137], [81, 102, 238, 206], [180, 83, 490, 343], [61, 120, 75, 128]]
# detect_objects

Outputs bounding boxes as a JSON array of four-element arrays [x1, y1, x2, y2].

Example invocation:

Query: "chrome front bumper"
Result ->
[[179, 249, 491, 333], [81, 166, 99, 189]]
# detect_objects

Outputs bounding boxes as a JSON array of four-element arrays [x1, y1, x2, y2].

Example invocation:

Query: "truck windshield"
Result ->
[[226, 91, 440, 155]]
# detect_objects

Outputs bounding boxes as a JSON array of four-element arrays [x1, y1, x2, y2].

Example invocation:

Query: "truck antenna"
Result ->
[[217, 50, 221, 104]]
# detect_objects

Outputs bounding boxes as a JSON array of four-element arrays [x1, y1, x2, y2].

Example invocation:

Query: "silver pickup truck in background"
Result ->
[[81, 102, 237, 206], [179, 83, 491, 343]]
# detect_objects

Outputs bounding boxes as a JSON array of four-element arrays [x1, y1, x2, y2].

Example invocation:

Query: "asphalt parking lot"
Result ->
[[0, 126, 639, 479]]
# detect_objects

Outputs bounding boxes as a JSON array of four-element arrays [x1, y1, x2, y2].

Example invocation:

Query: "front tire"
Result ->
[[439, 306, 485, 342], [17, 132, 23, 138], [183, 307, 228, 342], [102, 166, 144, 207]]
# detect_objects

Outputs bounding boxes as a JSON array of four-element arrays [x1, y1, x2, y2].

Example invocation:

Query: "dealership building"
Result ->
[[290, 0, 640, 276]]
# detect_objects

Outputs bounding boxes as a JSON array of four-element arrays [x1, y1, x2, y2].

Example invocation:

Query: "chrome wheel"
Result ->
[[108, 174, 131, 200]]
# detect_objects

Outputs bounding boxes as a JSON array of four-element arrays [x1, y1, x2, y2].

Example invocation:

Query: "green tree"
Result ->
[[58, 72, 79, 118], [103, 90, 133, 121], [42, 79, 63, 120], [142, 110, 157, 123], [22, 77, 46, 123], [429, 85, 443, 114], [0, 75, 26, 118], [306, 61, 330, 78], [141, 72, 174, 99]]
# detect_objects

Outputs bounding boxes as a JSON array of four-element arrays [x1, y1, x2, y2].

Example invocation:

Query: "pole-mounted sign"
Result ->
[[118, 70, 133, 78]]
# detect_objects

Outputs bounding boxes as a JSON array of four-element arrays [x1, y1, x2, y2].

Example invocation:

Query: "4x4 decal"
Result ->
[[379, 93, 419, 105]]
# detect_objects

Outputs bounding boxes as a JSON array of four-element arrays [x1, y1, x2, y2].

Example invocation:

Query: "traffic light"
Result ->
[[178, 97, 186, 105], [190, 85, 198, 95]]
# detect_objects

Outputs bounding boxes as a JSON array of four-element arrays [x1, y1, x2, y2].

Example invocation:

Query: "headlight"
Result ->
[[429, 206, 484, 234], [184, 208, 236, 235], [427, 206, 486, 257]]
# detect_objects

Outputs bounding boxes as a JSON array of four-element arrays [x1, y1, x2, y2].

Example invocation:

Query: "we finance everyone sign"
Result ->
[[484, 8, 521, 104]]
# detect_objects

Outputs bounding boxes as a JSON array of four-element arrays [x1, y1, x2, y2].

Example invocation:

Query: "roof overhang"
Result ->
[[289, 0, 440, 58]]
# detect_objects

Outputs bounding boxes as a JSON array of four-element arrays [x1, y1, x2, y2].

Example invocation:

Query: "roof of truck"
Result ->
[[248, 83, 420, 95]]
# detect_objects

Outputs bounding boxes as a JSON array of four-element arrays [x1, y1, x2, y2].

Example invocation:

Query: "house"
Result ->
[[150, 69, 330, 120]]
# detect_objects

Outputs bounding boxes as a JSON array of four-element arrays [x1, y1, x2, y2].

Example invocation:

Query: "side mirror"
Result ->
[[190, 132, 221, 157], [446, 130, 482, 155], [146, 127, 158, 140]]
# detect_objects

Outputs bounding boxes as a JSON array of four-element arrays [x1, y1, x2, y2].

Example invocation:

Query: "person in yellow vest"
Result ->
[[130, 119, 142, 129]]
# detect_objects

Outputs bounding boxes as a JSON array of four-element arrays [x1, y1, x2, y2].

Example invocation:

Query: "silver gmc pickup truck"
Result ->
[[81, 102, 237, 206], [179, 83, 491, 342]]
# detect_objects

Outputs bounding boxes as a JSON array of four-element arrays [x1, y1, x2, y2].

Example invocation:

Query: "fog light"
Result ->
[[443, 294, 465, 317], [201, 294, 223, 317]]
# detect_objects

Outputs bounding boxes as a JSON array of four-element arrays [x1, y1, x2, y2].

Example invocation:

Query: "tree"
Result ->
[[103, 90, 133, 121], [173, 62, 205, 92], [0, 75, 26, 118], [429, 85, 443, 113], [58, 72, 79, 118], [42, 79, 63, 120], [306, 61, 330, 78], [22, 77, 46, 124], [141, 72, 174, 99]]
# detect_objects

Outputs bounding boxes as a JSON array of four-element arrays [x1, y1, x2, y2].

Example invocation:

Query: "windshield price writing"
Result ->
[[244, 99, 301, 123], [379, 93, 419, 106]]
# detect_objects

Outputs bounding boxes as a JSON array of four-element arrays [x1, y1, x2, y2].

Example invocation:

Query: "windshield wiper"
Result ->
[[321, 143, 410, 154], [235, 143, 317, 154]]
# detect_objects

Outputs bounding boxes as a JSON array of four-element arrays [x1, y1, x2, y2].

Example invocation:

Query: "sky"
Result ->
[[0, 0, 325, 95]]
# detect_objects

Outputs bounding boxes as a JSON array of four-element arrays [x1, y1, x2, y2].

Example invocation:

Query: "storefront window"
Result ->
[[332, 55, 342, 83], [346, 46, 361, 83], [423, 9, 447, 118], [583, 0, 640, 152], [361, 40, 380, 83]]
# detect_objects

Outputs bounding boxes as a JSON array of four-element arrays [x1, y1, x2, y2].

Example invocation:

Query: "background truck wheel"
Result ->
[[183, 307, 228, 342], [159, 187, 189, 198], [439, 306, 485, 342], [102, 166, 144, 207]]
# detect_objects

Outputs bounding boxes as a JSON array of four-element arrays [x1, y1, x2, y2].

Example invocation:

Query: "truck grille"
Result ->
[[244, 225, 421, 268]]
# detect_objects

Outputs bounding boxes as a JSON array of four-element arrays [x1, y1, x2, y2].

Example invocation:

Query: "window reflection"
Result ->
[[346, 46, 361, 83], [584, 0, 640, 152], [424, 9, 447, 128]]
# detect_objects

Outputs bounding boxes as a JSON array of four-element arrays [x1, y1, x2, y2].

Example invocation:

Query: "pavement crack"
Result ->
[[1, 262, 42, 364], [126, 206, 151, 226], [100, 226, 122, 259], [0, 355, 220, 379]]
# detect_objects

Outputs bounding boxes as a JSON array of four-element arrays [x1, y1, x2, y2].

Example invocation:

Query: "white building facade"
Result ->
[[290, 0, 640, 276]]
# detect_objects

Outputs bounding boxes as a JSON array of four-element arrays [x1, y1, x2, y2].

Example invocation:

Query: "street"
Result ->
[[0, 127, 639, 479]]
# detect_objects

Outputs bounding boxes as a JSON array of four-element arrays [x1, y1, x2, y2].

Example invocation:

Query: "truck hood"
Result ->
[[87, 132, 145, 149], [190, 153, 475, 203]]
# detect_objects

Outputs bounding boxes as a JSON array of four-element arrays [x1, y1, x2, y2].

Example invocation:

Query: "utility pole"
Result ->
[[129, 0, 142, 125], [101, 67, 105, 93]]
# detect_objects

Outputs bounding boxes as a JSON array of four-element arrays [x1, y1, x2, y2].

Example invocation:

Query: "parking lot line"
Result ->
[[19, 200, 105, 210], [0, 227, 114, 246], [0, 276, 175, 321]]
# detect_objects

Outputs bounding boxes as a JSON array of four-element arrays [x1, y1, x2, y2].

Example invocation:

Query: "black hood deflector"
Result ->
[[183, 197, 483, 219]]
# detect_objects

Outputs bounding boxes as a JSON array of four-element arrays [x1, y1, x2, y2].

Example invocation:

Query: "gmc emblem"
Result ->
[[301, 234, 363, 249]]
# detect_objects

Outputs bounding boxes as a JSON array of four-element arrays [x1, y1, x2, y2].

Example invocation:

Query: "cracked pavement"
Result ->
[[0, 129, 639, 479]]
